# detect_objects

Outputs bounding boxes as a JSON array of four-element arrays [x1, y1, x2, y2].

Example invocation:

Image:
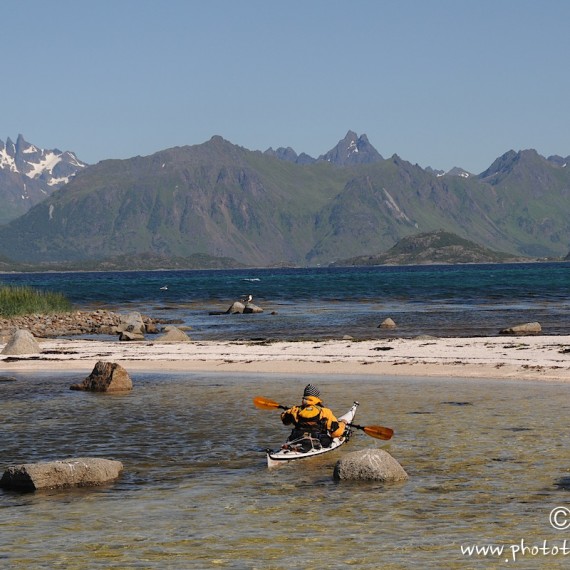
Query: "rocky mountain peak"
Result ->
[[318, 130, 383, 166], [0, 134, 88, 224], [0, 134, 87, 185]]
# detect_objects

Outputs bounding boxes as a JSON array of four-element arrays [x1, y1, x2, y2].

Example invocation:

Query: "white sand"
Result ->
[[1, 335, 569, 382]]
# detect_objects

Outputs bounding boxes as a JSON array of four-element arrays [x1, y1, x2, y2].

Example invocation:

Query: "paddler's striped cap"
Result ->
[[303, 384, 320, 398]]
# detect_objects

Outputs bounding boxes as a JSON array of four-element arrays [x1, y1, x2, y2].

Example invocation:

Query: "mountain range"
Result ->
[[0, 131, 568, 268]]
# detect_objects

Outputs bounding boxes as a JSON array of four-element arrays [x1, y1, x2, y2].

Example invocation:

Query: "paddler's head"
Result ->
[[302, 384, 321, 406], [303, 384, 320, 398]]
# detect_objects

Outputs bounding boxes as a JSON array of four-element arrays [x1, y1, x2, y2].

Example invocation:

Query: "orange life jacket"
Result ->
[[281, 395, 345, 438]]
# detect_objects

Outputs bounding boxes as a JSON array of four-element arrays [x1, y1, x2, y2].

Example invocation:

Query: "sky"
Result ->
[[2, 0, 569, 174]]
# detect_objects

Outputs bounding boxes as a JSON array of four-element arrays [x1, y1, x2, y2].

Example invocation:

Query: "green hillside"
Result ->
[[0, 138, 568, 267], [332, 230, 527, 266]]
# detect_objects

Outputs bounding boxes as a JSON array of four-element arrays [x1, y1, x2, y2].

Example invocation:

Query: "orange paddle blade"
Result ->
[[362, 425, 394, 440], [253, 396, 284, 410], [350, 423, 394, 440]]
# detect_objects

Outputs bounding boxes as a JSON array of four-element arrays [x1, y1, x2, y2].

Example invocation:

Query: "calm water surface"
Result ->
[[1, 372, 569, 568]]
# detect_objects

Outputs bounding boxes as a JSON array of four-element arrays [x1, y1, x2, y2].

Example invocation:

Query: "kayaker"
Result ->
[[280, 384, 347, 451]]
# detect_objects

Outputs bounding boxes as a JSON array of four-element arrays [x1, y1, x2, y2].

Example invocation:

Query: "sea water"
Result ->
[[1, 262, 569, 339], [1, 263, 570, 568], [1, 372, 570, 568]]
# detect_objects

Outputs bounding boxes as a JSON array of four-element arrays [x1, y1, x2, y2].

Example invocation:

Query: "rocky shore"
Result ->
[[0, 310, 158, 339]]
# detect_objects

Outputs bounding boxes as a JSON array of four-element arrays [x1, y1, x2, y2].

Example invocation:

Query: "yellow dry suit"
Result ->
[[281, 395, 346, 446]]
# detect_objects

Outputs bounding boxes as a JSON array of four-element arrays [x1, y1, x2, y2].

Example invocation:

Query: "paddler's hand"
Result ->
[[281, 411, 294, 425]]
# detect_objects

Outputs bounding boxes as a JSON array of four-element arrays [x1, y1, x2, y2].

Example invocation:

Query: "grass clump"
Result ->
[[0, 285, 72, 317]]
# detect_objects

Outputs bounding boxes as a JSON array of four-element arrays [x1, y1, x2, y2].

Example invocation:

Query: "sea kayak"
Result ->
[[266, 401, 359, 468]]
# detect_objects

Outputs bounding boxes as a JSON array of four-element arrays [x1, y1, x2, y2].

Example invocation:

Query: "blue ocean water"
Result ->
[[1, 262, 569, 339]]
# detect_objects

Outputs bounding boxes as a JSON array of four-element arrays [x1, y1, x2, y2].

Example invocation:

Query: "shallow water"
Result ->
[[1, 372, 570, 568]]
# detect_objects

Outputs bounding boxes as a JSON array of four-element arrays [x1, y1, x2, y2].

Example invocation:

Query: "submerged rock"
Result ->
[[243, 303, 263, 314], [0, 375, 17, 382], [333, 449, 408, 482], [0, 458, 123, 492], [499, 321, 542, 335]]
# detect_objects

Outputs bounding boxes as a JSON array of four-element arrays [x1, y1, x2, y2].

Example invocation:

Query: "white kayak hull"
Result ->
[[266, 402, 359, 468]]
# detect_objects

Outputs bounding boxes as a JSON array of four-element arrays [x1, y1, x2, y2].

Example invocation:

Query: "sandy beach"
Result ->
[[1, 335, 569, 381]]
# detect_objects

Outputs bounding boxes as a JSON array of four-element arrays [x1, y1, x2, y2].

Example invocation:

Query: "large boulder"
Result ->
[[0, 458, 123, 491], [333, 449, 408, 482], [114, 312, 146, 336], [243, 303, 264, 314], [1, 329, 41, 355], [70, 361, 133, 392], [499, 321, 542, 335], [155, 326, 191, 342]]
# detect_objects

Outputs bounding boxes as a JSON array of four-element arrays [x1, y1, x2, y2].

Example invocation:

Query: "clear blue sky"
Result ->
[[3, 0, 569, 173]]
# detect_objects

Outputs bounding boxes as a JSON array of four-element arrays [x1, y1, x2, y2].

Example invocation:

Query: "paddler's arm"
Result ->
[[326, 409, 348, 437], [281, 407, 297, 425]]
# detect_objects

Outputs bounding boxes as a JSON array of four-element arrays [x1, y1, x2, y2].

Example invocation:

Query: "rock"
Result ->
[[333, 449, 409, 482], [118, 330, 145, 341], [155, 326, 191, 342], [70, 361, 133, 392], [144, 320, 159, 334], [378, 318, 396, 328], [1, 329, 41, 355], [243, 303, 264, 314], [499, 321, 542, 335], [226, 301, 246, 314], [115, 312, 146, 336], [0, 458, 123, 491]]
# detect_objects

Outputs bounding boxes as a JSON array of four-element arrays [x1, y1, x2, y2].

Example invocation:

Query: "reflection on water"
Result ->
[[1, 372, 570, 568]]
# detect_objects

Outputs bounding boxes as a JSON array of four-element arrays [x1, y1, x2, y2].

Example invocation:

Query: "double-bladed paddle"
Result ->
[[252, 396, 394, 441]]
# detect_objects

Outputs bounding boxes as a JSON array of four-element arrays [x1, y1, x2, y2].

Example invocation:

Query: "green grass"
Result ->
[[0, 285, 72, 317]]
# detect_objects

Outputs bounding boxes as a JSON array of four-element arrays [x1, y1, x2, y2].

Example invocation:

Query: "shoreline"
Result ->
[[1, 335, 569, 382]]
